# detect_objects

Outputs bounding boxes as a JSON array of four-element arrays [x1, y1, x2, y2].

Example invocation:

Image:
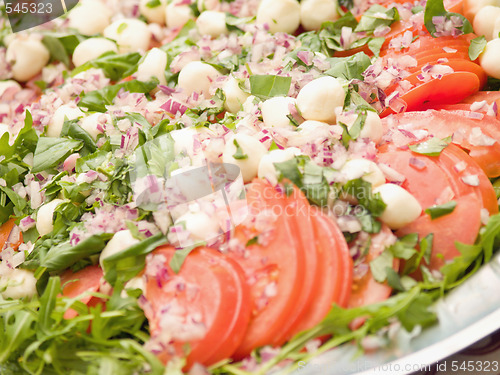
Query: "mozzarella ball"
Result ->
[[261, 96, 296, 129], [178, 61, 221, 96], [99, 230, 140, 268], [479, 38, 500, 79], [174, 210, 220, 244], [166, 2, 195, 29], [258, 147, 301, 185], [72, 38, 118, 67], [296, 76, 345, 123], [124, 276, 145, 293], [341, 159, 385, 188], [257, 0, 301, 34], [373, 183, 422, 230], [36, 199, 64, 236], [464, 0, 500, 22], [222, 133, 267, 182], [222, 76, 250, 113], [6, 37, 50, 82], [104, 19, 152, 53], [197, 0, 220, 11], [0, 123, 9, 138], [47, 105, 84, 138], [136, 48, 168, 85], [0, 80, 21, 97], [0, 269, 37, 299], [196, 10, 228, 38], [68, 0, 112, 36], [139, 0, 166, 24], [300, 0, 339, 31], [80, 113, 110, 140], [473, 6, 500, 41], [338, 110, 383, 143]]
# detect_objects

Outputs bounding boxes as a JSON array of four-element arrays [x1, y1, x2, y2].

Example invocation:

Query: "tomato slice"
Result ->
[[61, 264, 103, 320], [0, 219, 23, 251], [226, 179, 307, 359], [144, 246, 251, 368], [291, 208, 353, 334]]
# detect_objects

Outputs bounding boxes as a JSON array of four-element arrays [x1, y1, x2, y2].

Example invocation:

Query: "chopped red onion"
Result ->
[[461, 175, 480, 186]]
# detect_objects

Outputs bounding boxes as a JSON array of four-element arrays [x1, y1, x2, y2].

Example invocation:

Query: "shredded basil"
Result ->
[[468, 35, 487, 61], [424, 0, 473, 37], [232, 139, 248, 160], [249, 75, 292, 100], [409, 136, 451, 156], [425, 200, 457, 220]]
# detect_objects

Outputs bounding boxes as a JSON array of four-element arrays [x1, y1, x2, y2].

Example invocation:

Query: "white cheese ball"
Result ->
[[99, 230, 140, 268], [72, 38, 118, 67], [256, 0, 301, 34], [222, 76, 250, 113], [104, 19, 152, 53], [197, 0, 220, 11], [47, 105, 84, 138], [0, 123, 10, 138], [36, 199, 64, 236], [196, 11, 228, 38], [6, 37, 50, 82], [296, 76, 345, 124], [166, 2, 195, 29], [222, 133, 267, 182], [136, 47, 168, 85], [473, 6, 500, 41], [464, 0, 500, 21], [139, 0, 166, 24], [373, 183, 422, 230], [177, 61, 221, 96], [0, 80, 21, 97], [80, 113, 110, 140], [258, 147, 301, 185], [68, 0, 112, 36], [341, 159, 385, 188], [261, 96, 296, 129], [338, 110, 383, 143], [0, 269, 37, 299], [174, 210, 221, 243], [300, 0, 339, 31], [479, 38, 500, 79]]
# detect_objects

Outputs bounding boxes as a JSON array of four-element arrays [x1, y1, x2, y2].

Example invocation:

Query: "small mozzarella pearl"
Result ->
[[0, 123, 9, 138], [197, 0, 220, 11], [36, 199, 64, 236], [68, 0, 112, 36], [256, 0, 301, 34], [99, 230, 140, 268], [47, 105, 84, 138], [139, 0, 166, 24], [80, 113, 110, 140], [464, 0, 500, 22], [261, 96, 296, 129], [473, 6, 500, 41], [296, 76, 345, 124], [341, 159, 385, 188], [222, 133, 267, 182], [0, 269, 37, 299], [479, 38, 500, 79], [258, 147, 301, 185], [166, 1, 195, 29], [222, 76, 250, 113], [196, 10, 228, 38], [136, 48, 168, 85], [338, 110, 383, 143], [174, 210, 221, 244], [104, 19, 152, 53], [72, 38, 118, 67], [373, 183, 422, 230], [0, 80, 21, 97], [177, 61, 221, 96], [6, 37, 50, 82], [300, 0, 339, 31]]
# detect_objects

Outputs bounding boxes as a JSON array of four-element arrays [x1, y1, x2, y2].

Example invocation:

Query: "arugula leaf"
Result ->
[[424, 0, 473, 37], [32, 137, 83, 173], [469, 36, 487, 61], [369, 249, 394, 282], [146, 0, 161, 7], [409, 136, 450, 156], [249, 75, 292, 100], [397, 293, 437, 331], [425, 200, 457, 220], [232, 139, 248, 160], [389, 233, 418, 260], [403, 233, 434, 275], [169, 245, 198, 273], [72, 51, 141, 82], [324, 52, 371, 81], [355, 5, 400, 33], [0, 310, 36, 363]]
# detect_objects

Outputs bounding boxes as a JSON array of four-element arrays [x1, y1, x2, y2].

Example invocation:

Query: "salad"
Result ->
[[1, 0, 500, 373]]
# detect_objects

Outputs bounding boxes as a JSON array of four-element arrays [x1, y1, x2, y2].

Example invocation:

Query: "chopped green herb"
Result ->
[[425, 200, 457, 220], [232, 139, 248, 160]]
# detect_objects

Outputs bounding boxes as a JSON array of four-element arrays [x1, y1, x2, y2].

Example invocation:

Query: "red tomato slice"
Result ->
[[61, 264, 103, 320], [463, 91, 500, 106], [144, 246, 251, 368], [380, 72, 480, 117], [291, 208, 353, 335], [0, 219, 23, 251], [226, 179, 307, 359]]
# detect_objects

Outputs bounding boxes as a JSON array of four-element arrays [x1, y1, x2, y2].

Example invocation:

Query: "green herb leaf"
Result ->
[[232, 139, 248, 160], [169, 245, 198, 274], [324, 52, 371, 81], [424, 0, 473, 37], [425, 200, 457, 220], [146, 0, 161, 7], [42, 33, 86, 67], [369, 250, 394, 282], [409, 136, 450, 156], [343, 178, 387, 217], [32, 137, 83, 173], [274, 158, 303, 189], [396, 293, 437, 331], [72, 51, 141, 82], [249, 75, 292, 100], [61, 119, 97, 153], [355, 5, 400, 33], [0, 110, 38, 160], [469, 35, 487, 61], [386, 267, 406, 291]]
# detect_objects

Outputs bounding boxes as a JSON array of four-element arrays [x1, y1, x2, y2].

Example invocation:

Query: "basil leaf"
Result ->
[[72, 51, 141, 82], [61, 119, 97, 153], [386, 267, 406, 291], [425, 200, 457, 220], [409, 136, 450, 156], [146, 0, 161, 7], [249, 75, 292, 100], [403, 233, 434, 274], [324, 52, 371, 81], [42, 33, 85, 67], [0, 185, 26, 211], [0, 310, 36, 363], [0, 110, 38, 160], [469, 35, 487, 61], [32, 138, 83, 173], [274, 158, 303, 189], [424, 0, 473, 37], [369, 249, 394, 282], [397, 293, 437, 331], [389, 233, 418, 260], [169, 245, 198, 273], [343, 178, 387, 217], [355, 5, 399, 33], [232, 139, 248, 160]]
